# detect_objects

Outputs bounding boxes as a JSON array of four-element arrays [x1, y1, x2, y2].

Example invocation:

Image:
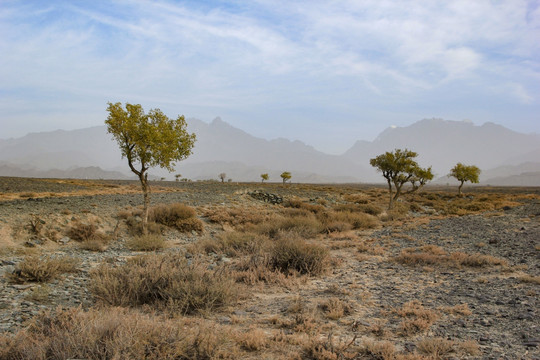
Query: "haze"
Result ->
[[1, 1, 539, 154]]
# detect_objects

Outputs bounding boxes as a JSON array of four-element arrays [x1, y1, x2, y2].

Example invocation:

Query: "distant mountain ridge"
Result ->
[[0, 118, 539, 185]]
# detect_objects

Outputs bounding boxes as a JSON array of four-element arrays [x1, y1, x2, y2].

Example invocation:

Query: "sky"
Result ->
[[1, 0, 539, 154]]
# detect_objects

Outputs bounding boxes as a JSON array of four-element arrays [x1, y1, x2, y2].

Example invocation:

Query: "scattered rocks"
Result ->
[[248, 190, 283, 204]]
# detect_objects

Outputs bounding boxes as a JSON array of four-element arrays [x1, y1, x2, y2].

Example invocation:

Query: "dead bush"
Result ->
[[90, 253, 238, 314], [67, 223, 99, 242], [204, 206, 270, 226], [126, 217, 162, 236], [79, 238, 109, 252], [149, 203, 203, 233], [126, 234, 166, 251], [319, 211, 379, 231], [0, 307, 238, 360], [284, 199, 325, 213], [319, 297, 351, 320], [9, 255, 79, 283], [396, 300, 439, 336], [417, 337, 455, 358], [270, 236, 329, 275], [394, 246, 508, 268], [249, 215, 323, 239]]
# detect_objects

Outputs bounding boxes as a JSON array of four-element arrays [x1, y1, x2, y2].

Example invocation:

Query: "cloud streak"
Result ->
[[0, 0, 538, 153]]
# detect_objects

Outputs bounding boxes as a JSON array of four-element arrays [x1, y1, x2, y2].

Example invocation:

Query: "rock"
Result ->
[[59, 237, 71, 244]]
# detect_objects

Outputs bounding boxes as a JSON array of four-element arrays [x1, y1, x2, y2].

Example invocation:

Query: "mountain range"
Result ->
[[0, 118, 539, 185]]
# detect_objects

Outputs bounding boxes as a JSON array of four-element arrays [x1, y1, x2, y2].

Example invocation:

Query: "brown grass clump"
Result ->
[[204, 206, 271, 226], [318, 211, 379, 232], [396, 300, 439, 336], [126, 234, 166, 251], [333, 203, 382, 216], [360, 339, 396, 360], [79, 238, 109, 252], [149, 203, 203, 233], [284, 198, 325, 214], [518, 274, 540, 284], [394, 246, 508, 268], [319, 297, 351, 320], [90, 253, 237, 314], [235, 327, 268, 351], [416, 337, 455, 358], [270, 236, 329, 275], [67, 222, 99, 242], [250, 215, 323, 239], [9, 255, 79, 283], [0, 307, 238, 360]]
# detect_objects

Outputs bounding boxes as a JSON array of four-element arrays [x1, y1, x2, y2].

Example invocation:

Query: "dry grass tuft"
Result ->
[[395, 246, 508, 268], [67, 222, 100, 242], [8, 255, 79, 283], [270, 236, 329, 275], [416, 337, 455, 358], [126, 233, 166, 251], [319, 297, 351, 320], [518, 274, 540, 284], [396, 300, 439, 336], [149, 203, 203, 232], [90, 253, 238, 314], [0, 307, 238, 360]]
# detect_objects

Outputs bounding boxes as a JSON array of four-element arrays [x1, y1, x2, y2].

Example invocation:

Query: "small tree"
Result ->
[[370, 149, 433, 209], [105, 102, 196, 234], [280, 171, 292, 184], [261, 173, 269, 183], [449, 163, 480, 196], [219, 173, 226, 183], [175, 174, 182, 182]]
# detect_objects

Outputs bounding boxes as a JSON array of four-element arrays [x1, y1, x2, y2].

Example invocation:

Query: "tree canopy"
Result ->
[[280, 171, 292, 184], [261, 173, 269, 183], [370, 149, 433, 209], [449, 163, 480, 196], [105, 102, 196, 232]]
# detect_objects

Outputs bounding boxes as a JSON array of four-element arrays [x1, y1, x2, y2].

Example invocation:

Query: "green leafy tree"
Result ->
[[261, 173, 269, 183], [370, 149, 433, 209], [175, 174, 182, 182], [219, 173, 226, 183], [449, 163, 480, 196], [105, 102, 196, 233], [280, 171, 292, 184]]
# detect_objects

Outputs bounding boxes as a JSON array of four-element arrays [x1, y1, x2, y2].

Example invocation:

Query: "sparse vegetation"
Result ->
[[280, 171, 292, 184], [126, 233, 166, 251], [9, 255, 79, 283]]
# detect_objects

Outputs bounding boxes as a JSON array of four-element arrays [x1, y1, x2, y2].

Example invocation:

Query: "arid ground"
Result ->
[[0, 177, 538, 359]]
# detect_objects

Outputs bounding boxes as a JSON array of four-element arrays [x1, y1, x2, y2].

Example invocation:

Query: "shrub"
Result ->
[[0, 307, 237, 360], [270, 236, 329, 275], [250, 215, 323, 239], [126, 234, 166, 251], [67, 223, 98, 242], [9, 255, 79, 283], [283, 199, 325, 214], [417, 337, 455, 358], [318, 211, 379, 232], [79, 238, 108, 252], [90, 253, 237, 314], [149, 203, 203, 232]]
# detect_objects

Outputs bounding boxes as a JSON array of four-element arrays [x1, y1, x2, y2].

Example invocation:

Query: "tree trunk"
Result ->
[[140, 173, 150, 235], [458, 181, 464, 197], [387, 179, 393, 210]]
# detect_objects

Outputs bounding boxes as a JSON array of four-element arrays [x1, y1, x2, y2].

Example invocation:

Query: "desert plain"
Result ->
[[0, 177, 538, 359]]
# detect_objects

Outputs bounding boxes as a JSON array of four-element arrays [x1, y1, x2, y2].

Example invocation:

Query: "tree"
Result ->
[[261, 173, 269, 183], [219, 173, 226, 183], [175, 174, 182, 182], [105, 102, 196, 234], [370, 149, 433, 209], [280, 171, 291, 184], [449, 163, 480, 196]]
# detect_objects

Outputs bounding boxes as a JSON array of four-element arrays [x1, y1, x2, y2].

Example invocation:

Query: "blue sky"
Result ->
[[1, 0, 539, 154]]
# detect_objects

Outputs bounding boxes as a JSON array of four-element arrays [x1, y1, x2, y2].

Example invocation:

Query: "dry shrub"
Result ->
[[360, 339, 396, 360], [303, 333, 359, 359], [0, 307, 238, 360], [233, 255, 292, 286], [334, 203, 382, 216], [396, 300, 439, 336], [204, 206, 270, 226], [441, 303, 472, 316], [215, 231, 264, 256], [395, 246, 508, 268], [417, 337, 455, 358], [250, 215, 323, 239], [79, 238, 108, 252], [90, 253, 237, 314], [235, 328, 268, 351], [518, 274, 540, 284], [126, 234, 166, 251], [150, 203, 203, 233], [319, 297, 351, 320], [126, 217, 163, 236], [284, 199, 325, 213], [457, 339, 480, 356], [318, 211, 379, 232], [9, 255, 79, 283], [67, 222, 99, 242], [270, 236, 329, 275]]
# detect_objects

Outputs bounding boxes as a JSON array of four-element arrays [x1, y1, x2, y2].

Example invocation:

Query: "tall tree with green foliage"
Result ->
[[370, 149, 433, 209], [105, 102, 196, 233], [449, 163, 480, 196], [280, 171, 292, 184], [261, 173, 269, 183]]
